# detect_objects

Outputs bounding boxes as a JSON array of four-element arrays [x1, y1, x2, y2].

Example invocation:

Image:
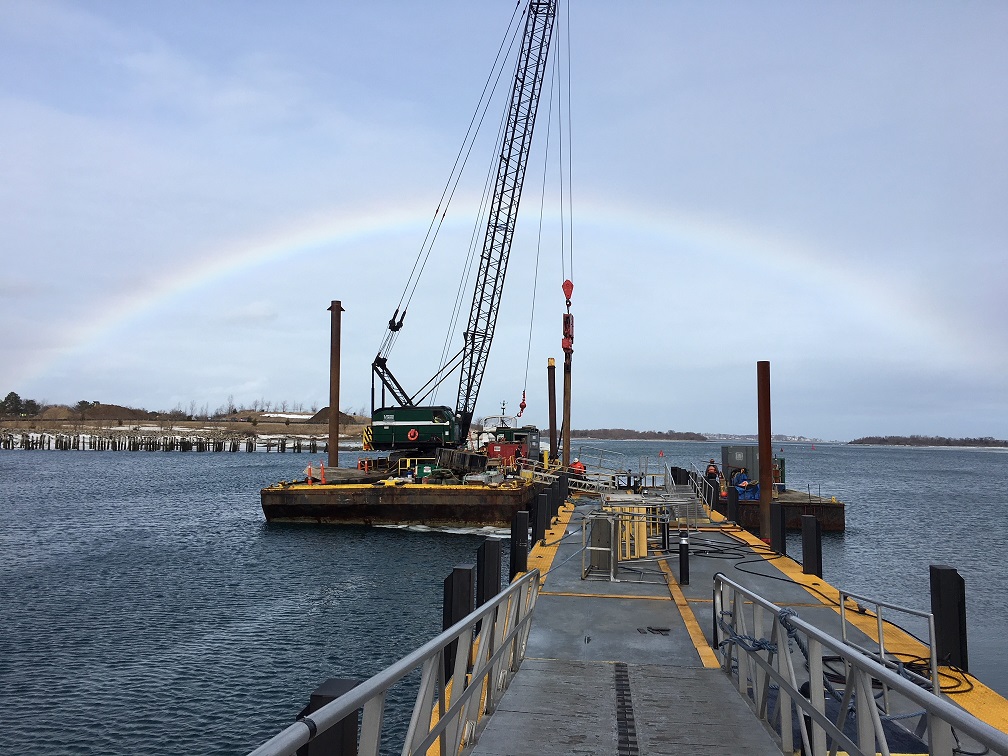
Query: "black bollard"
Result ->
[[930, 565, 968, 672], [476, 539, 502, 606], [678, 531, 690, 585], [296, 678, 362, 756], [534, 492, 548, 545], [801, 515, 822, 577], [558, 471, 569, 500], [442, 564, 476, 678], [509, 510, 529, 580], [770, 500, 786, 555], [727, 487, 739, 523]]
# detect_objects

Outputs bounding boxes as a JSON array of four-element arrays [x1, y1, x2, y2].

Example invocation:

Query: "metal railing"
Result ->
[[839, 588, 941, 697], [688, 461, 717, 509], [713, 573, 1008, 756], [582, 493, 709, 581], [573, 444, 627, 474], [246, 569, 540, 756]]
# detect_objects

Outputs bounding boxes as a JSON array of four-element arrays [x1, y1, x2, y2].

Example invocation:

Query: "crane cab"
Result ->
[[368, 406, 460, 451]]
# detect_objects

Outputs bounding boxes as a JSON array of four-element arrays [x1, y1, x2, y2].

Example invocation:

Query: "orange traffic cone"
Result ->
[[319, 460, 326, 484], [306, 463, 314, 485]]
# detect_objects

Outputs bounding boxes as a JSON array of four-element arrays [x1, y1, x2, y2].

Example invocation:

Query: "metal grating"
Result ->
[[614, 662, 640, 756]]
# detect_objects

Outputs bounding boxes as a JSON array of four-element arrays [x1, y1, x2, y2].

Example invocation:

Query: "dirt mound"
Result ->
[[308, 407, 361, 425]]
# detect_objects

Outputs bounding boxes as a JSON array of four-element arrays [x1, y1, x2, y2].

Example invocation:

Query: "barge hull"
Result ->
[[735, 500, 846, 531], [261, 482, 538, 527]]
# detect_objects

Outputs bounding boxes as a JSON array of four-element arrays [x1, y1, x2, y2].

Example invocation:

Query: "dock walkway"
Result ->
[[472, 494, 1008, 755], [472, 502, 784, 755]]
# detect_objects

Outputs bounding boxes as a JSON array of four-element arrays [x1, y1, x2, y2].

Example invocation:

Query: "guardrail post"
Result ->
[[930, 564, 969, 672], [712, 483, 725, 515], [801, 515, 822, 577], [509, 510, 529, 580], [727, 487, 739, 523], [678, 530, 690, 585], [534, 493, 548, 544], [477, 539, 502, 606], [296, 678, 361, 756], [443, 565, 475, 678], [770, 500, 786, 555]]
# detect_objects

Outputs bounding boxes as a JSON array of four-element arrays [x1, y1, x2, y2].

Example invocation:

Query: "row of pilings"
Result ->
[[0, 433, 328, 453]]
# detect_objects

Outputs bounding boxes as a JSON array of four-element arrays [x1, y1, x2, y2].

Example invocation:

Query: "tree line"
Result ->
[[0, 391, 332, 421], [1, 392, 42, 417], [849, 434, 1008, 448], [571, 428, 707, 441]]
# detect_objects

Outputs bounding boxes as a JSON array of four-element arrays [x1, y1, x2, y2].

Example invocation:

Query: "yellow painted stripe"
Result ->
[[539, 590, 671, 601], [658, 558, 721, 669], [524, 502, 575, 586]]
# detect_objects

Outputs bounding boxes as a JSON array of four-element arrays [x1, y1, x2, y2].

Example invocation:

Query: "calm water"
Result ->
[[2, 441, 1007, 754]]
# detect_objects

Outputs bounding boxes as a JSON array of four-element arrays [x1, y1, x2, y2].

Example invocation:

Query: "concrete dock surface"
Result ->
[[471, 492, 1008, 755]]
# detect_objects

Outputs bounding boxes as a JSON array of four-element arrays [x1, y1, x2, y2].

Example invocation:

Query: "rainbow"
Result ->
[[15, 196, 994, 391]]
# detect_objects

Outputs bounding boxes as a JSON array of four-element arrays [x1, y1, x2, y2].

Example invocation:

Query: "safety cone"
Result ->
[[319, 460, 326, 485], [306, 463, 314, 485]]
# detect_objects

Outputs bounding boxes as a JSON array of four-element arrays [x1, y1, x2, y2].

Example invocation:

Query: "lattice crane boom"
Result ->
[[455, 0, 557, 440]]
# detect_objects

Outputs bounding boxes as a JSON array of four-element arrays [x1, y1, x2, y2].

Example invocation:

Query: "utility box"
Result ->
[[722, 445, 759, 482], [721, 445, 786, 489]]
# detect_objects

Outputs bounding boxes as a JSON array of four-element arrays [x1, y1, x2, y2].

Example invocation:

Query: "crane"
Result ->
[[368, 1, 557, 452]]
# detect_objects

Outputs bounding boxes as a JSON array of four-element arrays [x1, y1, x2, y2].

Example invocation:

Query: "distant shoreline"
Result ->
[[848, 435, 1008, 448]]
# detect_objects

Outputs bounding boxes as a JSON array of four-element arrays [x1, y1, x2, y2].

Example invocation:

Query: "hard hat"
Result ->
[[573, 458, 579, 463]]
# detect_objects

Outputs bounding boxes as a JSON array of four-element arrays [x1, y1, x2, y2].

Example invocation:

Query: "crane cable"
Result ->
[[519, 21, 560, 415], [379, 1, 527, 362], [521, 0, 574, 416], [431, 5, 529, 403], [560, 0, 576, 284]]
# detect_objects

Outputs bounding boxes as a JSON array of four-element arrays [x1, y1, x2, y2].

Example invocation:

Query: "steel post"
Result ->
[[298, 678, 361, 756], [476, 539, 502, 606], [562, 353, 572, 468], [547, 357, 558, 463], [678, 531, 690, 585], [532, 492, 548, 545], [801, 515, 823, 577], [727, 486, 739, 523], [770, 500, 786, 555], [757, 360, 772, 540], [930, 564, 969, 672], [328, 301, 344, 469], [442, 564, 475, 678], [509, 510, 529, 580]]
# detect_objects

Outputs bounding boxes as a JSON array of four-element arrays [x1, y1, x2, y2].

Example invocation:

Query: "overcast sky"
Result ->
[[2, 1, 1006, 441]]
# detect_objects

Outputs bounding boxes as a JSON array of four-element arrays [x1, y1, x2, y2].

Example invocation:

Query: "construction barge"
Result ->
[[261, 447, 546, 527]]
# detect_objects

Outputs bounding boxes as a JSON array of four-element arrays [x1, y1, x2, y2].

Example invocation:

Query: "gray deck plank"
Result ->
[[469, 505, 786, 755]]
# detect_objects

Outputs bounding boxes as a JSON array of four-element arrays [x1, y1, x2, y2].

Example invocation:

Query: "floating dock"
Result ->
[[469, 491, 1007, 755], [246, 480, 1008, 756]]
